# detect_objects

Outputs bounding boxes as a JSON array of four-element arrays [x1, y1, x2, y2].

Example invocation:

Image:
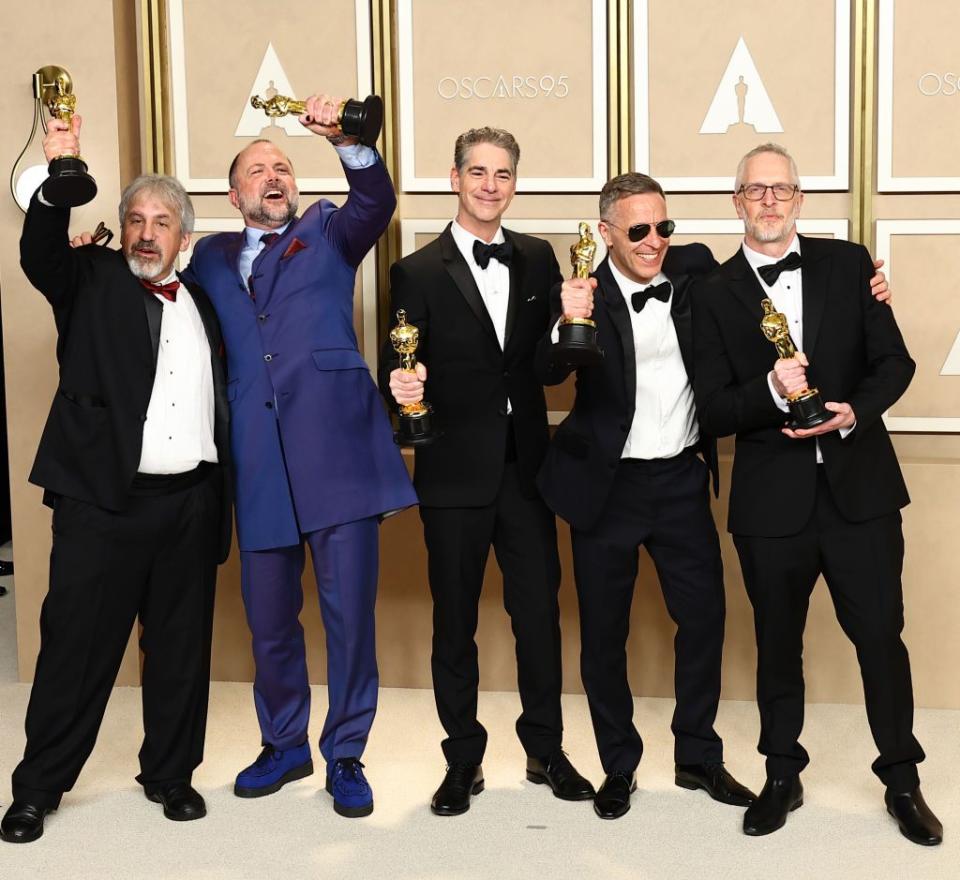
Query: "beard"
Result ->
[[743, 200, 800, 245], [238, 184, 299, 227], [125, 241, 168, 280]]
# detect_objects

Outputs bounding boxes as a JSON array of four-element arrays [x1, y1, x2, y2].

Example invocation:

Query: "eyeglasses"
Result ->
[[737, 183, 800, 201], [606, 219, 676, 242]]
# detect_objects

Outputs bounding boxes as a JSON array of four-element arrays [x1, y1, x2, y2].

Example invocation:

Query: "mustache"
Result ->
[[133, 240, 160, 253]]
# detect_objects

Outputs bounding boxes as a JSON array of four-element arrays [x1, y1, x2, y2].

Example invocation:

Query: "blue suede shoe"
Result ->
[[234, 742, 313, 798], [325, 758, 374, 817]]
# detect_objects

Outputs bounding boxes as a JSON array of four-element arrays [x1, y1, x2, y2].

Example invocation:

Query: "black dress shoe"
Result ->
[[885, 786, 943, 846], [431, 764, 483, 816], [743, 775, 803, 836], [527, 751, 596, 801], [1, 801, 51, 843], [593, 771, 636, 820], [146, 783, 207, 821], [0, 560, 13, 577], [675, 762, 756, 806]]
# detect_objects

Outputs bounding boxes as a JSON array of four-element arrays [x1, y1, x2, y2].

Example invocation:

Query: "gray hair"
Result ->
[[598, 173, 665, 220], [734, 143, 801, 192], [453, 127, 520, 175], [119, 174, 195, 235]]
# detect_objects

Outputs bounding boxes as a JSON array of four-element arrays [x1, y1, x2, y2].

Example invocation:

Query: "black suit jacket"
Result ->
[[379, 224, 562, 507], [691, 234, 914, 538], [20, 194, 233, 562], [535, 244, 719, 532]]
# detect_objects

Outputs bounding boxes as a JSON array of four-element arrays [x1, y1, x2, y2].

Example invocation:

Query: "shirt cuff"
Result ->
[[550, 318, 562, 344], [767, 371, 790, 413], [334, 143, 378, 169], [36, 186, 53, 207], [839, 422, 856, 440]]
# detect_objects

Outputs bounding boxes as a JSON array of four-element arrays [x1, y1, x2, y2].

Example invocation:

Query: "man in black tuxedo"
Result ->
[[1, 116, 231, 844], [379, 127, 594, 815], [692, 143, 941, 845], [535, 172, 758, 820]]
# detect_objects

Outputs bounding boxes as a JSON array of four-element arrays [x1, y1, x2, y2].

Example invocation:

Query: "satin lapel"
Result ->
[[798, 235, 828, 356], [141, 288, 163, 369], [439, 225, 499, 345], [503, 229, 524, 354], [725, 248, 768, 325], [668, 272, 694, 380], [596, 258, 636, 407]]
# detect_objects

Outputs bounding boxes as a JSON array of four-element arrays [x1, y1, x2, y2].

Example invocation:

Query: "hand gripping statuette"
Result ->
[[250, 92, 384, 147], [554, 221, 603, 366], [390, 310, 438, 446], [760, 298, 830, 429]]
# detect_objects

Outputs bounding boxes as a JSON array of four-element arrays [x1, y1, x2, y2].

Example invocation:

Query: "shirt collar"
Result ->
[[244, 222, 291, 249], [451, 218, 505, 252], [607, 256, 668, 301], [741, 234, 801, 270]]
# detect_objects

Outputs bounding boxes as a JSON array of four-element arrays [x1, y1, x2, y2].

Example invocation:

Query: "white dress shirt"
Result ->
[[450, 218, 513, 412], [605, 259, 699, 459], [742, 236, 853, 459], [138, 271, 218, 474]]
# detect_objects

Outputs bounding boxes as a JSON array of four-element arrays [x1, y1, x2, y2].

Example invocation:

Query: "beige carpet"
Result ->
[[0, 682, 955, 880]]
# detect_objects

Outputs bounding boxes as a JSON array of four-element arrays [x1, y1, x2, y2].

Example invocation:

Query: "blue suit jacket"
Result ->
[[183, 160, 415, 551]]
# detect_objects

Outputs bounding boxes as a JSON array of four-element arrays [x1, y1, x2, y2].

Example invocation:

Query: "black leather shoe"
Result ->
[[743, 775, 803, 836], [675, 762, 756, 806], [527, 751, 595, 801], [885, 786, 943, 846], [146, 783, 207, 821], [431, 764, 483, 816], [593, 771, 636, 820], [1, 801, 51, 843], [0, 560, 13, 578]]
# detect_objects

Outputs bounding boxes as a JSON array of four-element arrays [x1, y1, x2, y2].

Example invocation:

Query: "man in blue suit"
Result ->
[[181, 92, 414, 818]]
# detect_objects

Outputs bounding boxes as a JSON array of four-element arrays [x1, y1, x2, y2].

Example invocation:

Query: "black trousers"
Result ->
[[419, 462, 563, 764], [572, 451, 725, 774], [734, 468, 924, 791], [11, 467, 221, 809]]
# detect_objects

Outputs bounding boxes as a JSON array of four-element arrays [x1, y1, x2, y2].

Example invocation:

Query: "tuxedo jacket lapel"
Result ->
[[668, 272, 694, 381], [141, 287, 163, 369], [596, 259, 636, 408], [503, 229, 525, 355], [439, 225, 499, 345], [798, 234, 829, 356], [724, 248, 770, 324]]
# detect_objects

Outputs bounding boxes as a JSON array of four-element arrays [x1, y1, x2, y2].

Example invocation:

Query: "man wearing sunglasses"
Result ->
[[692, 143, 941, 845], [535, 171, 891, 820]]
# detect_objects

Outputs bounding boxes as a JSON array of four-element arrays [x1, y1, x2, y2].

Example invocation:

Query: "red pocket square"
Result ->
[[282, 237, 308, 259]]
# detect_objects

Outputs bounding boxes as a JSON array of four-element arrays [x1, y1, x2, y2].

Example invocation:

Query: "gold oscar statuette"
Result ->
[[36, 66, 97, 207], [389, 309, 437, 446], [760, 298, 830, 429], [553, 221, 603, 366], [250, 92, 384, 147]]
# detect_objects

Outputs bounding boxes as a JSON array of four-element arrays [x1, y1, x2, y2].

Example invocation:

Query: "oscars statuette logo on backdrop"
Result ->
[[700, 37, 783, 135]]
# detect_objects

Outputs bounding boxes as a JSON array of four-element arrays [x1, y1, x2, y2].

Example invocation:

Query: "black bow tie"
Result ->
[[472, 239, 513, 270], [758, 252, 803, 286], [631, 281, 671, 313]]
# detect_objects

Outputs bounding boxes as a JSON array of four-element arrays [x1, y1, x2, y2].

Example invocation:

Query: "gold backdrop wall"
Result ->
[[3, 0, 958, 709]]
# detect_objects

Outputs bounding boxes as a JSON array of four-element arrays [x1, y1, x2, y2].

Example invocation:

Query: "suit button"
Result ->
[[265, 401, 273, 409], [608, 461, 616, 470], [503, 370, 510, 378], [258, 314, 268, 322], [498, 408, 507, 417], [264, 354, 273, 362], [619, 423, 627, 432]]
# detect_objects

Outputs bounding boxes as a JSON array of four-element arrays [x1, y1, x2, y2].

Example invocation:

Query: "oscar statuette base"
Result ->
[[395, 404, 439, 447], [788, 389, 832, 430], [554, 320, 603, 367], [42, 156, 97, 208]]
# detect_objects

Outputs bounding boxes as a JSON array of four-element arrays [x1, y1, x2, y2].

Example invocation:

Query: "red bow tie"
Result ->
[[139, 278, 180, 302]]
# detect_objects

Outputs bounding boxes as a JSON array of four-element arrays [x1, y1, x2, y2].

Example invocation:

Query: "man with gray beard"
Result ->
[[2, 115, 231, 844]]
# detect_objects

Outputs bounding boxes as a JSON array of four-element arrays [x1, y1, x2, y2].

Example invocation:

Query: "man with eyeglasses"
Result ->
[[535, 171, 891, 821], [691, 143, 941, 845]]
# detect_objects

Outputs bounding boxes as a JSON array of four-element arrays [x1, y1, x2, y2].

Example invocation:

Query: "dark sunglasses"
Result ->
[[606, 219, 676, 242]]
